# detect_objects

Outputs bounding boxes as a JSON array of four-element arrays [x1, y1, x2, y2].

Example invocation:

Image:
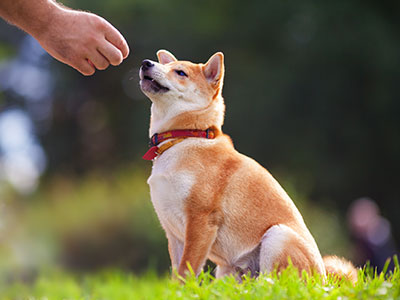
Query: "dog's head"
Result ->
[[139, 50, 224, 103], [139, 50, 225, 135]]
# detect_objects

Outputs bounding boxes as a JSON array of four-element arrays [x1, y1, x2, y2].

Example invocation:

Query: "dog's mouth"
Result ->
[[140, 73, 170, 93]]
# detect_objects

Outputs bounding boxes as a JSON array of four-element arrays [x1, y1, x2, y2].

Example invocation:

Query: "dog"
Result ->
[[139, 50, 357, 282]]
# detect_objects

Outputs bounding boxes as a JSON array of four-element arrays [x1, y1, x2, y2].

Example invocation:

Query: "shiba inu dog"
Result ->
[[139, 50, 357, 282]]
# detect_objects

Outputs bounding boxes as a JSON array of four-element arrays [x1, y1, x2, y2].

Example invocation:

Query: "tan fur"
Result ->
[[139, 50, 357, 282]]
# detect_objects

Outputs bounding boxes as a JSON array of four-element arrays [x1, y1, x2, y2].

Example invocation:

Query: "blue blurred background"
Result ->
[[0, 0, 399, 279]]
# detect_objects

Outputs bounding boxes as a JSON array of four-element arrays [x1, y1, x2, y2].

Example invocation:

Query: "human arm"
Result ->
[[0, 0, 130, 75]]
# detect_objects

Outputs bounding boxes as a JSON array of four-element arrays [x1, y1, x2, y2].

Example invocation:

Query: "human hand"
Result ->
[[34, 7, 129, 75]]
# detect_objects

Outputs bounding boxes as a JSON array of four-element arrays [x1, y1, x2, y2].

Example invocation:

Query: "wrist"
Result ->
[[27, 0, 64, 38]]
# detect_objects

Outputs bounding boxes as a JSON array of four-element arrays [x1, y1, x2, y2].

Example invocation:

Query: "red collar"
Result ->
[[143, 129, 215, 161]]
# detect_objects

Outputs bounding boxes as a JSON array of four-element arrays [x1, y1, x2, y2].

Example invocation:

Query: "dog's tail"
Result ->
[[323, 255, 358, 283]]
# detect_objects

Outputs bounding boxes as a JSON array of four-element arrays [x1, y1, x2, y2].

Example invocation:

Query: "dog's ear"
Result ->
[[203, 52, 224, 85], [157, 50, 177, 64]]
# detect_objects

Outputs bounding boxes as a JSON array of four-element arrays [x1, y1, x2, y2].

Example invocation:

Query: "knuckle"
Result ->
[[113, 37, 124, 49], [87, 35, 98, 46], [94, 17, 108, 31]]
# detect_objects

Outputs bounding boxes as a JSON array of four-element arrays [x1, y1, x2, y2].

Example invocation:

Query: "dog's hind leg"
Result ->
[[215, 265, 236, 278], [259, 224, 325, 274]]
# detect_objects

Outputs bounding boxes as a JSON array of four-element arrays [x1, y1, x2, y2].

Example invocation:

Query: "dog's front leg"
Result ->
[[178, 212, 219, 277], [166, 230, 183, 272]]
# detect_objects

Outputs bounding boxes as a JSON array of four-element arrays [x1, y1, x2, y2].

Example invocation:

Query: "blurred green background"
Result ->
[[0, 0, 399, 280]]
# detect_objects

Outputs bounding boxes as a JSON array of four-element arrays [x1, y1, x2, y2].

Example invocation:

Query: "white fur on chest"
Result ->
[[147, 142, 196, 240]]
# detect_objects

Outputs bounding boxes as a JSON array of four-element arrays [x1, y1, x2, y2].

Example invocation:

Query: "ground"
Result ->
[[1, 258, 399, 300]]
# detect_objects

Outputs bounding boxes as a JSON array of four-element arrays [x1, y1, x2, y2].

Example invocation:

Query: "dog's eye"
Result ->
[[175, 70, 188, 77]]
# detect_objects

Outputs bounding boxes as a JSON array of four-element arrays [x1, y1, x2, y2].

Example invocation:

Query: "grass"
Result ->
[[1, 257, 399, 300]]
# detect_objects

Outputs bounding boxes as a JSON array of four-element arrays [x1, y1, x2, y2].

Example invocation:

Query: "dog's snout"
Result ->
[[141, 60, 154, 71]]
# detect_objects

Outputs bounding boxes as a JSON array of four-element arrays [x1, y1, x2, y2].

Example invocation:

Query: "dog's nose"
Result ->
[[141, 60, 154, 71]]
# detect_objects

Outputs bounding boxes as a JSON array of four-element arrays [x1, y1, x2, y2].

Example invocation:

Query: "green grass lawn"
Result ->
[[1, 258, 399, 300]]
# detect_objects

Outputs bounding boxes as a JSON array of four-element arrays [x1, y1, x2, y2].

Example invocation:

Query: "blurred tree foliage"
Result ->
[[52, 0, 400, 232], [1, 0, 400, 271], [0, 167, 349, 276]]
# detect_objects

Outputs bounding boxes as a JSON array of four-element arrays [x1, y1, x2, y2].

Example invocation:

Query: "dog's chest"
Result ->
[[147, 148, 194, 240]]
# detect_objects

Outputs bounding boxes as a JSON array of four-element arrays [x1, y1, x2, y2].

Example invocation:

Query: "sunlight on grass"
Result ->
[[1, 256, 399, 300]]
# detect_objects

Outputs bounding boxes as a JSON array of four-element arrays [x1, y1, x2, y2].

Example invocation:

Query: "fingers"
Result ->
[[75, 43, 121, 75], [75, 59, 95, 76], [80, 17, 129, 74], [103, 23, 130, 59], [89, 50, 110, 70], [52, 12, 130, 76], [97, 41, 123, 66], [87, 59, 95, 69]]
